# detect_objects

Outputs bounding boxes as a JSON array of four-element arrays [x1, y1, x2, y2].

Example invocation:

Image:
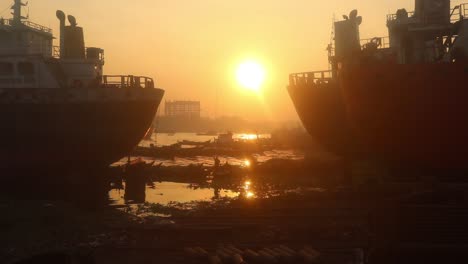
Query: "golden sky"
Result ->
[[8, 0, 429, 121]]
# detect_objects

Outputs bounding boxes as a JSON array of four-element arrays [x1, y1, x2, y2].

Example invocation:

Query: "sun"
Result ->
[[236, 60, 265, 91]]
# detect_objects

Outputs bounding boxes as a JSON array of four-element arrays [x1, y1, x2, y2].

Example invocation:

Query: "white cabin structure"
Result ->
[[0, 0, 106, 89]]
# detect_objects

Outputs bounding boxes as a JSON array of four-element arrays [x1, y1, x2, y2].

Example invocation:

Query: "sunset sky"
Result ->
[[7, 0, 450, 121]]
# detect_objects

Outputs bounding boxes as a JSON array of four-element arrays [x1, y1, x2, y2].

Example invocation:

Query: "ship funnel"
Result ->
[[62, 14, 85, 59], [415, 0, 450, 24], [334, 9, 362, 60], [56, 10, 66, 59], [67, 15, 77, 27]]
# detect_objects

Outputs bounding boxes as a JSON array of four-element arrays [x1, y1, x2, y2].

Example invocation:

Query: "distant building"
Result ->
[[164, 100, 201, 119]]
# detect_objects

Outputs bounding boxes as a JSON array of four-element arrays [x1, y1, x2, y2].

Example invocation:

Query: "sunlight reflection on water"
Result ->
[[245, 191, 255, 199], [109, 133, 305, 205], [109, 182, 240, 205]]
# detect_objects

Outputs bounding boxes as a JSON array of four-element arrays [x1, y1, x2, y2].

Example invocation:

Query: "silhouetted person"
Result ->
[[214, 156, 220, 168]]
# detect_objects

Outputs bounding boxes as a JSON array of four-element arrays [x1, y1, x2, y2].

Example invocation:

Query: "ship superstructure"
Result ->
[[288, 0, 468, 168], [0, 1, 164, 172]]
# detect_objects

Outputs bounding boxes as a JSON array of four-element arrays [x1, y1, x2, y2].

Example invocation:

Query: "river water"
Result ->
[[139, 132, 272, 147]]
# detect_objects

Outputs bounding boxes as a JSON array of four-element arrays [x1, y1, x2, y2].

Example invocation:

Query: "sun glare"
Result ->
[[236, 60, 265, 91]]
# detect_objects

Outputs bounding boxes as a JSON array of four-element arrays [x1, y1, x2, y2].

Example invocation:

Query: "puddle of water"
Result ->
[[108, 175, 324, 206], [109, 181, 240, 205]]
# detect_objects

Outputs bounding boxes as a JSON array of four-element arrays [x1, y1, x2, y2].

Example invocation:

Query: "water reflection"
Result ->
[[238, 179, 256, 199], [244, 180, 252, 188], [107, 147, 328, 207], [108, 166, 328, 205], [238, 133, 259, 141], [109, 182, 240, 205], [109, 169, 261, 205], [245, 191, 255, 199]]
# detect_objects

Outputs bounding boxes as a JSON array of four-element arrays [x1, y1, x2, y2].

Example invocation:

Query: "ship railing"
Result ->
[[102, 75, 155, 89], [386, 3, 468, 23], [0, 18, 11, 27], [52, 46, 105, 62], [326, 36, 389, 57], [22, 20, 52, 34], [451, 3, 468, 23], [289, 71, 333, 86], [0, 18, 52, 34], [387, 11, 415, 22]]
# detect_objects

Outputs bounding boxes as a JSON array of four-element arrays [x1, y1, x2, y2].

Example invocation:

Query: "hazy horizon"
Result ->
[[4, 0, 439, 122]]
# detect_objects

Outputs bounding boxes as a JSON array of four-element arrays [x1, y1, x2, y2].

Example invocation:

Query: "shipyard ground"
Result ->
[[1, 160, 467, 264]]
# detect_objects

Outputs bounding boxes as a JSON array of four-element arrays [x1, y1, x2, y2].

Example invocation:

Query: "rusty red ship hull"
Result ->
[[287, 1, 468, 170], [340, 62, 468, 168], [288, 63, 468, 168], [287, 81, 358, 155]]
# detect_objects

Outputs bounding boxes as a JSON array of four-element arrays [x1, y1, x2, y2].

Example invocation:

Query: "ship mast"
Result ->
[[11, 0, 27, 26]]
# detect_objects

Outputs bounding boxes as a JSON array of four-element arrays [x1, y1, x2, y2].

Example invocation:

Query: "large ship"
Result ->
[[289, 0, 468, 169], [0, 1, 164, 172]]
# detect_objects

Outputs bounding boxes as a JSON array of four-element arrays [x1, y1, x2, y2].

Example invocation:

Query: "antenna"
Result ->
[[11, 0, 27, 24], [328, 14, 335, 71], [330, 13, 336, 44]]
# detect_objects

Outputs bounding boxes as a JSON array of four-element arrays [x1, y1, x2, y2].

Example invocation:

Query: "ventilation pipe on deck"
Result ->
[[56, 10, 66, 59], [67, 15, 77, 27]]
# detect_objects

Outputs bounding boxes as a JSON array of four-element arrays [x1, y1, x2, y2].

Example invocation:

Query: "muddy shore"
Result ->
[[2, 156, 468, 264]]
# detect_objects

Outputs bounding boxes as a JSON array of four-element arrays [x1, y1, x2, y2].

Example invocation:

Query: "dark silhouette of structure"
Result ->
[[165, 100, 201, 119]]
